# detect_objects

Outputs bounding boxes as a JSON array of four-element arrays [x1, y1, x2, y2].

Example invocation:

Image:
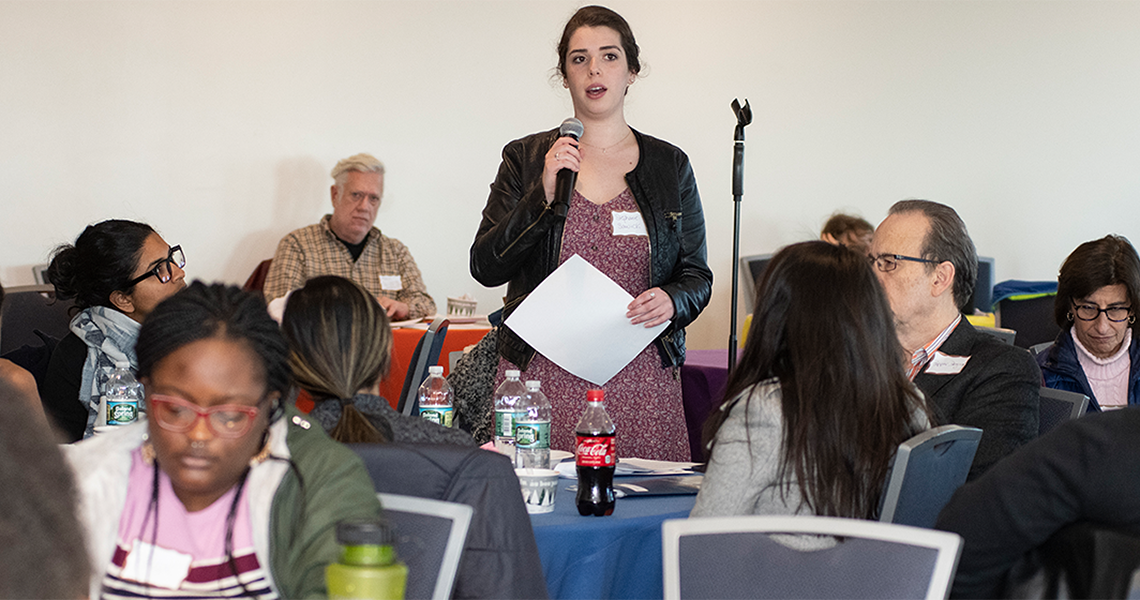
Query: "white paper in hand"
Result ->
[[505, 254, 667, 385]]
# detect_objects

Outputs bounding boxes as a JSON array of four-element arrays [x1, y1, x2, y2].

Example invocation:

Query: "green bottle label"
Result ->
[[421, 407, 454, 428], [107, 401, 138, 425], [495, 410, 524, 437], [514, 421, 550, 449]]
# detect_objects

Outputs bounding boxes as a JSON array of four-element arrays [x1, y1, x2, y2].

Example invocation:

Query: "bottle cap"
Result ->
[[525, 380, 541, 391], [336, 519, 396, 546], [506, 369, 521, 379], [586, 389, 604, 403], [428, 365, 444, 376]]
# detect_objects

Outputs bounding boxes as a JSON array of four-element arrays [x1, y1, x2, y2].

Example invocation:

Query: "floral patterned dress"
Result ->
[[496, 189, 690, 461]]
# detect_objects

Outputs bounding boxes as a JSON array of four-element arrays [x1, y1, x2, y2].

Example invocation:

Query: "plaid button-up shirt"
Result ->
[[263, 215, 436, 319]]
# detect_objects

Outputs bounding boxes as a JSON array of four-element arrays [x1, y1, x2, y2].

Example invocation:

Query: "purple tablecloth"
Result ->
[[680, 349, 738, 462]]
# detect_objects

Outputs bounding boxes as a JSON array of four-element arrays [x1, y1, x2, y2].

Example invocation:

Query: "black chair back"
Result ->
[[398, 319, 449, 416], [0, 285, 75, 356], [878, 425, 982, 529], [1039, 387, 1089, 435]]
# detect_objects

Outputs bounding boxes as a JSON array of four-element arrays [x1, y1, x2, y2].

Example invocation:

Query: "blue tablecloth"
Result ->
[[530, 478, 697, 600]]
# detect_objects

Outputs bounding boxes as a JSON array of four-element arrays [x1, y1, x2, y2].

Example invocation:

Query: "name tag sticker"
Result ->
[[611, 211, 648, 237], [925, 351, 970, 375], [380, 275, 403, 291], [121, 540, 192, 588]]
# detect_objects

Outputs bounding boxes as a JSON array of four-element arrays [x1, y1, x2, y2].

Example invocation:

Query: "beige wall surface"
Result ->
[[3, 0, 1138, 350]]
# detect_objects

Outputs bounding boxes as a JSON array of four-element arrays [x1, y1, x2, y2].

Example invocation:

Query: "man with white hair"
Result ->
[[263, 153, 435, 320]]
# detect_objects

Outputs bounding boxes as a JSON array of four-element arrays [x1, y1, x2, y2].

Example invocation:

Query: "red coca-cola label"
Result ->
[[576, 435, 616, 467]]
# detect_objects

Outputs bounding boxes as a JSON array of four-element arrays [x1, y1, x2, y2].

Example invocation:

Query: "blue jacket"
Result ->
[[1036, 327, 1140, 411]]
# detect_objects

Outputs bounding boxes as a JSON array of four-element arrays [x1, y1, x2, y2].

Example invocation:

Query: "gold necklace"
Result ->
[[580, 128, 632, 154]]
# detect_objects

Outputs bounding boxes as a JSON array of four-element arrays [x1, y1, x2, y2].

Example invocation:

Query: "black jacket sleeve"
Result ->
[[41, 332, 89, 442]]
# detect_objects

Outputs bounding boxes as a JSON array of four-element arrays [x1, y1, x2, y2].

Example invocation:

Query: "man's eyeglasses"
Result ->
[[868, 253, 939, 273], [149, 394, 262, 438], [125, 246, 185, 288], [1072, 303, 1133, 323]]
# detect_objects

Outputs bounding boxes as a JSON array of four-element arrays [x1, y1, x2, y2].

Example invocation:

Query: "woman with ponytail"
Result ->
[[65, 282, 381, 598], [281, 275, 473, 446]]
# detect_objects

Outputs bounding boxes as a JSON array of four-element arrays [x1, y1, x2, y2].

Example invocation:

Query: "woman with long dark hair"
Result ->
[[692, 242, 930, 536], [470, 5, 712, 461], [44, 219, 186, 440], [66, 282, 381, 598], [281, 275, 473, 446]]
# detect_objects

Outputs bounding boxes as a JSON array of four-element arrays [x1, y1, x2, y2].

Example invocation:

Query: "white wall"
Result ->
[[2, 0, 1138, 350]]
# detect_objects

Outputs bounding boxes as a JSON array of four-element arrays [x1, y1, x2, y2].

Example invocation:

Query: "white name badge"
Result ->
[[379, 275, 403, 291], [611, 211, 648, 236], [120, 540, 192, 588], [925, 351, 970, 375]]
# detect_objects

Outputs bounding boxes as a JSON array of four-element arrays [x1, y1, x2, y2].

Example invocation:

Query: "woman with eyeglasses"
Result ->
[[691, 242, 931, 539], [44, 220, 187, 441], [65, 282, 382, 598], [1037, 235, 1140, 411]]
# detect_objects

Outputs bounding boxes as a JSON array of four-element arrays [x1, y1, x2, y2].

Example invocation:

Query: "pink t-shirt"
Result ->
[[100, 448, 277, 599]]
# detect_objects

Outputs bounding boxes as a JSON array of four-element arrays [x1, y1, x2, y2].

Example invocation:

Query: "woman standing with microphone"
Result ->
[[471, 5, 712, 461]]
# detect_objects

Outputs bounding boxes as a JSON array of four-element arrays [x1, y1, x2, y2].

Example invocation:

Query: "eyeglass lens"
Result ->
[[1074, 305, 1132, 322], [152, 395, 256, 437], [156, 247, 186, 283]]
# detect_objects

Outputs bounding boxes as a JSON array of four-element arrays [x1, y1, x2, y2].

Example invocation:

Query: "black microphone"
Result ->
[[552, 117, 584, 216]]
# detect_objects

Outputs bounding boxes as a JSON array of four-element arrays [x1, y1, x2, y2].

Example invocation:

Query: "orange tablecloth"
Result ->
[[294, 323, 492, 413], [379, 324, 493, 409]]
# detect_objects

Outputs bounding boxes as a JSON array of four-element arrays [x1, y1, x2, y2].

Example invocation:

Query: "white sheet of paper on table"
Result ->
[[504, 254, 667, 386]]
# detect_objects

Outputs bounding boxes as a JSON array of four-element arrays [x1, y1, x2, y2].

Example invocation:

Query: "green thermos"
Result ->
[[326, 520, 407, 600]]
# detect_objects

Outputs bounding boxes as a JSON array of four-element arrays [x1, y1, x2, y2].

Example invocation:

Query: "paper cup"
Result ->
[[515, 468, 559, 514]]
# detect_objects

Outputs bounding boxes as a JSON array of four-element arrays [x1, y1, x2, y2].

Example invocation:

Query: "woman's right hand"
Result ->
[[542, 137, 582, 204]]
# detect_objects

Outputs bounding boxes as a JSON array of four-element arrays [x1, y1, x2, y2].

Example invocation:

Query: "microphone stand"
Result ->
[[728, 99, 752, 374]]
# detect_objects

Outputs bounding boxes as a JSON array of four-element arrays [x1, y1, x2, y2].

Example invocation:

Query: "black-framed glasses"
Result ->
[[149, 394, 262, 438], [1072, 302, 1133, 323], [868, 253, 940, 273], [125, 246, 185, 288]]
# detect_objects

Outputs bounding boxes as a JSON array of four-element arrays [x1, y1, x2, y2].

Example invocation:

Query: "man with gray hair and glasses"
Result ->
[[868, 199, 1039, 480], [264, 153, 436, 320]]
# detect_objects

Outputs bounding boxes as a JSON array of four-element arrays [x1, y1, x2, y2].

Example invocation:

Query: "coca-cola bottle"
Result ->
[[575, 389, 616, 516]]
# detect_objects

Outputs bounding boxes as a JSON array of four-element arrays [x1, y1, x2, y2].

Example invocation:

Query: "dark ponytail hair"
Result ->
[[704, 241, 930, 519], [282, 276, 392, 444], [46, 219, 155, 310]]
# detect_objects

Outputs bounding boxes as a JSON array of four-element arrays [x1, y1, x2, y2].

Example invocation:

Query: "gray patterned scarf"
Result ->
[[70, 306, 140, 438]]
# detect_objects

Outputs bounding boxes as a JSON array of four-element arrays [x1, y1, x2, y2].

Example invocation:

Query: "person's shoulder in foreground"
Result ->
[[268, 404, 384, 598], [936, 407, 1140, 598]]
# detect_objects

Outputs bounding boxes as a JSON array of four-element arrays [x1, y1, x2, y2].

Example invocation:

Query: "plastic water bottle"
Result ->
[[104, 361, 143, 426], [515, 380, 552, 469], [326, 520, 407, 600], [417, 366, 453, 427], [493, 369, 527, 457]]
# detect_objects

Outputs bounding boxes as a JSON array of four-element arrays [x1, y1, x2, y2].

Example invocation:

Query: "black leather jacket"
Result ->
[[470, 127, 712, 370]]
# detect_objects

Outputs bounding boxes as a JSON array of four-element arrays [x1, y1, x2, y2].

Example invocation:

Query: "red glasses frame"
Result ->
[[148, 394, 262, 438]]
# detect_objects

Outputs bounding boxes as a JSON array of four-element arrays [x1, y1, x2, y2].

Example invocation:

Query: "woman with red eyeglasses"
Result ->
[[45, 220, 187, 441], [64, 282, 381, 598]]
